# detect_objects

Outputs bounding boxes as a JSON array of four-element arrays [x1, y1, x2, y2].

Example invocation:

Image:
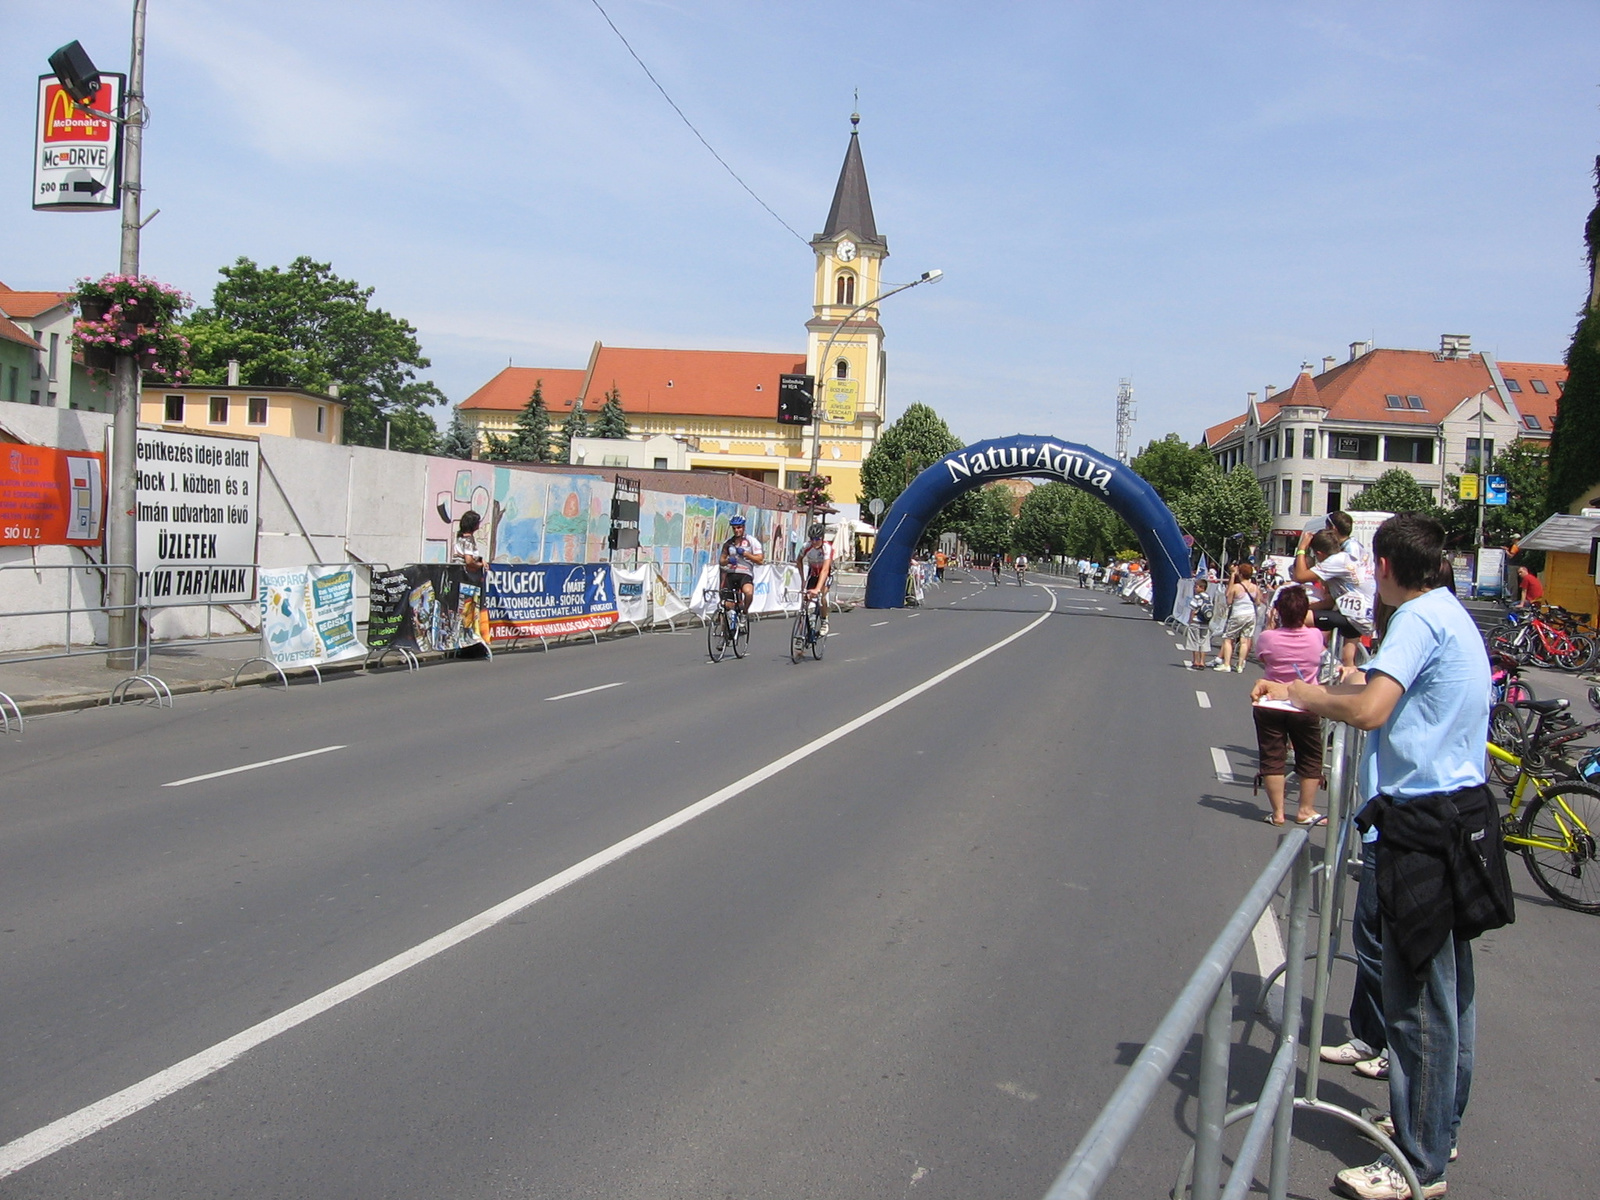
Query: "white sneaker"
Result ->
[[1320, 1040, 1377, 1065], [819, 620, 830, 636], [1334, 1160, 1445, 1199], [1212, 662, 1230, 671]]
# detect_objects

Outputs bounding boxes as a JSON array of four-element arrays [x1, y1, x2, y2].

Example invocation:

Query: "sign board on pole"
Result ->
[[609, 475, 640, 551], [1476, 546, 1505, 598], [33, 74, 123, 212], [1457, 475, 1479, 502], [777, 374, 814, 425], [0, 445, 104, 545], [126, 428, 260, 605], [1484, 475, 1509, 507], [868, 498, 885, 518], [823, 378, 859, 425]]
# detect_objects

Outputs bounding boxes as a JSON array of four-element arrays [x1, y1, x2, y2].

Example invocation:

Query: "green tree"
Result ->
[[965, 484, 1016, 555], [1347, 468, 1442, 516], [1130, 433, 1216, 504], [438, 409, 476, 459], [859, 402, 963, 508], [484, 381, 553, 462], [1172, 464, 1269, 563], [592, 387, 629, 439], [1062, 492, 1137, 562], [553, 401, 589, 463], [1548, 157, 1600, 514], [1012, 481, 1075, 557], [1442, 440, 1549, 548], [181, 256, 444, 452]]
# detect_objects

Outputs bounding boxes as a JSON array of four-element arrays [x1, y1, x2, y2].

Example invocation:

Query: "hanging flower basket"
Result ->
[[82, 344, 118, 372], [71, 273, 193, 385]]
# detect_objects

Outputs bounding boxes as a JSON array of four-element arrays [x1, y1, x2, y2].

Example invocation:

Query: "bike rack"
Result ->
[[232, 657, 321, 688], [0, 690, 25, 733], [109, 674, 173, 708]]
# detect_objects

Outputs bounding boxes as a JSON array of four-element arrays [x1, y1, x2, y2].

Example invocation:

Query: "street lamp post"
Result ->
[[803, 269, 942, 524]]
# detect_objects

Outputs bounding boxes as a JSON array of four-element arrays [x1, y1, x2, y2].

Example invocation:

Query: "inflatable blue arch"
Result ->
[[864, 435, 1191, 620]]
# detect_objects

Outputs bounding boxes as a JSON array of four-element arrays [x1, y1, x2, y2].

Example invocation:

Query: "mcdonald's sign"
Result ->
[[33, 74, 124, 213]]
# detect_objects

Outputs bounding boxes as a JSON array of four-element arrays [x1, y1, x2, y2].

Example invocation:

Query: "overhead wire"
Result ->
[[585, 0, 811, 248]]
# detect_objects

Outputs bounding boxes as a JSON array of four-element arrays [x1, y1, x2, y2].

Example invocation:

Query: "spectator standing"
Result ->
[[934, 549, 948, 582], [1294, 528, 1377, 668], [1183, 578, 1214, 670], [1218, 563, 1262, 672], [1249, 584, 1323, 825], [1255, 514, 1502, 1199]]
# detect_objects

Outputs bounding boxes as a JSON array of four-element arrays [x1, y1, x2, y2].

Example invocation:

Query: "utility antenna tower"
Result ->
[[1114, 378, 1136, 463]]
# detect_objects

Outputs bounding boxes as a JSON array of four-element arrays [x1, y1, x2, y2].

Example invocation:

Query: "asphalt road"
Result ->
[[0, 571, 1594, 1198]]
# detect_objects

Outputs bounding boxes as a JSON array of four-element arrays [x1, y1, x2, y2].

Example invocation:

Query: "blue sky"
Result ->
[[5, 1, 1596, 451]]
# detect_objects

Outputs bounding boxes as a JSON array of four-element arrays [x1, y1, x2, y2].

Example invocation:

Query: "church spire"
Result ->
[[820, 112, 881, 245]]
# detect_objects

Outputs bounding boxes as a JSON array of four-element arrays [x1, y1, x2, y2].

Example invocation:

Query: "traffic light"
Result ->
[[49, 41, 102, 107]]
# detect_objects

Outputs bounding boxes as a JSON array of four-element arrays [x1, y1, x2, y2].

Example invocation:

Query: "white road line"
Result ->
[[544, 681, 627, 702], [1210, 746, 1234, 782], [162, 746, 346, 788], [1196, 691, 1211, 709], [0, 591, 1059, 1181], [1252, 904, 1287, 1024], [870, 621, 888, 626]]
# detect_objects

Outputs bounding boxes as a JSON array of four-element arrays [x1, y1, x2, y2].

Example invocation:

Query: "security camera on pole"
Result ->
[[41, 4, 150, 668], [801, 269, 943, 525]]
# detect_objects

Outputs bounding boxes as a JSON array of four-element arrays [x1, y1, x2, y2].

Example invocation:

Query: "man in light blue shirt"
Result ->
[[1254, 513, 1490, 1199]]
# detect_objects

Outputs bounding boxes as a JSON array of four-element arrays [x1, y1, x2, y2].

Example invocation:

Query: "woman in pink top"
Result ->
[[1252, 585, 1325, 826]]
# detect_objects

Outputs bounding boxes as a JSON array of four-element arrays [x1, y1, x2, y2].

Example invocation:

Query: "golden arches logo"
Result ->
[[44, 85, 111, 143]]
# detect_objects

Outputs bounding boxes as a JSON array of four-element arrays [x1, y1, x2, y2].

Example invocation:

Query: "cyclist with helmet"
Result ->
[[798, 523, 835, 636], [718, 515, 764, 615]]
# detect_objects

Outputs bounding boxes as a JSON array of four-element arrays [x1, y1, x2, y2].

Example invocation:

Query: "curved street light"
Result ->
[[804, 269, 943, 523]]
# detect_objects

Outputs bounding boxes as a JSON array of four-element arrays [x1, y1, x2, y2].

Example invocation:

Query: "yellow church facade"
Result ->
[[456, 120, 898, 508]]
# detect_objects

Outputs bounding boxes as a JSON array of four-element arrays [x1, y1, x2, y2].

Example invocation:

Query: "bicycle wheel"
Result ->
[[1557, 633, 1595, 672], [1488, 630, 1525, 665], [811, 609, 826, 660], [708, 611, 729, 662], [1519, 782, 1600, 912], [1504, 679, 1536, 705], [730, 609, 747, 658], [1527, 630, 1556, 669], [1488, 703, 1525, 786], [790, 609, 807, 663]]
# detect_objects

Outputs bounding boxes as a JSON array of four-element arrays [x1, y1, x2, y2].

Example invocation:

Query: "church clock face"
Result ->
[[836, 239, 857, 262]]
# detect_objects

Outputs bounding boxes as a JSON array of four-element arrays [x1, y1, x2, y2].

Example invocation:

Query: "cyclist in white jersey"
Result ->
[[719, 515, 763, 614], [798, 523, 835, 635]]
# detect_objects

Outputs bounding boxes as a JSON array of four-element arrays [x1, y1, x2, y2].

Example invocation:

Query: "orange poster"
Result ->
[[0, 444, 105, 546]]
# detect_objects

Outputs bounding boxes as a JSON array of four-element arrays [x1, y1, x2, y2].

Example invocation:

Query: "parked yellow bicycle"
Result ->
[[1486, 702, 1600, 913]]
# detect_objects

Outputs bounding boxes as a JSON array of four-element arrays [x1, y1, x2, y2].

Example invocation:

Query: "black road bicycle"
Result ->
[[705, 587, 749, 662], [790, 592, 826, 663]]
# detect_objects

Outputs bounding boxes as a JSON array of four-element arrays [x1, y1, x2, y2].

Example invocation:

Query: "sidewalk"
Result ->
[[0, 639, 326, 717]]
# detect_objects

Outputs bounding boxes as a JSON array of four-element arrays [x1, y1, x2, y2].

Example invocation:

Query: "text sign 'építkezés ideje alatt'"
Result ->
[[131, 428, 259, 605]]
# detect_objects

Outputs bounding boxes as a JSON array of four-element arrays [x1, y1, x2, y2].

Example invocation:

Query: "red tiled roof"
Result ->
[[458, 346, 808, 419], [581, 346, 806, 417], [1497, 360, 1566, 434], [1200, 414, 1247, 447], [1309, 349, 1494, 423], [0, 284, 72, 320], [458, 367, 590, 412], [0, 314, 42, 350]]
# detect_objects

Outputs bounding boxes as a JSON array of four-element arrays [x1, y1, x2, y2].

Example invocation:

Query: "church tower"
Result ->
[[805, 114, 888, 505]]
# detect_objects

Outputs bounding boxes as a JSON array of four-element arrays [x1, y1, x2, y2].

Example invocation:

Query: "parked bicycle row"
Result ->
[[1483, 600, 1600, 672]]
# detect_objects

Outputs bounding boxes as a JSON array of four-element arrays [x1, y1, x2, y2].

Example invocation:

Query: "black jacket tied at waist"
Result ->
[[1355, 784, 1515, 977]]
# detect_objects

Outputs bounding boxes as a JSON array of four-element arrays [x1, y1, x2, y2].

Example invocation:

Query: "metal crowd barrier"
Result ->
[[1043, 712, 1423, 1199]]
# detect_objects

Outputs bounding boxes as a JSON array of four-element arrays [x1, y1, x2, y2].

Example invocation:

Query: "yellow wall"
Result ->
[[1543, 552, 1600, 623], [141, 388, 344, 443]]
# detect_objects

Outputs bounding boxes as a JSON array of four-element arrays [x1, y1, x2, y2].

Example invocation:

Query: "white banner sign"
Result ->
[[130, 428, 260, 605], [34, 74, 123, 212], [258, 564, 367, 668], [613, 566, 652, 625], [689, 563, 802, 617]]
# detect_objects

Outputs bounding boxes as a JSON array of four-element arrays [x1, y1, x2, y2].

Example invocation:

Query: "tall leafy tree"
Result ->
[[1172, 464, 1270, 563], [553, 401, 589, 463], [1548, 156, 1600, 514], [1347, 468, 1442, 516], [1063, 492, 1138, 562], [859, 401, 977, 545], [1130, 433, 1216, 504], [965, 484, 1016, 555], [592, 387, 629, 439], [1013, 481, 1075, 557], [484, 381, 553, 462], [180, 256, 444, 452]]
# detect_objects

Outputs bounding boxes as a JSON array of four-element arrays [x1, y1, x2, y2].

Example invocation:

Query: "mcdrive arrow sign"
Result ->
[[34, 74, 124, 213]]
